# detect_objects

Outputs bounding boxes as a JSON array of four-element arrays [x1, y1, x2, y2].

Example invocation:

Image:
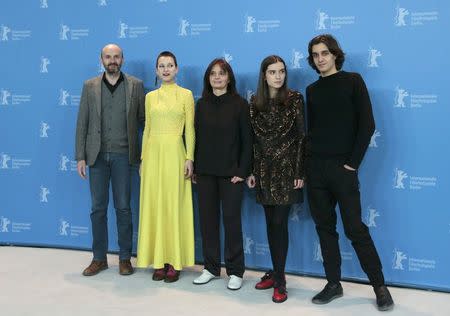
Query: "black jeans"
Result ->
[[306, 157, 385, 287], [263, 204, 291, 286], [197, 175, 245, 277]]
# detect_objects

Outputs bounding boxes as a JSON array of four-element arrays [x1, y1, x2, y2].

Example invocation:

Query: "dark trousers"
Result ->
[[89, 152, 132, 261], [197, 175, 245, 277], [306, 157, 385, 287], [263, 204, 291, 286]]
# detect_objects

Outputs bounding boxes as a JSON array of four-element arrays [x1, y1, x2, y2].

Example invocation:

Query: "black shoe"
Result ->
[[374, 285, 394, 311], [312, 282, 343, 304]]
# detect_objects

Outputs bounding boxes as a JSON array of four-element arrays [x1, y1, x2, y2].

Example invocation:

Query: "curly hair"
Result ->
[[307, 34, 345, 74]]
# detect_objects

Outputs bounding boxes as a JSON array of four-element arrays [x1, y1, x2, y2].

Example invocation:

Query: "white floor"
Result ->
[[0, 246, 449, 316]]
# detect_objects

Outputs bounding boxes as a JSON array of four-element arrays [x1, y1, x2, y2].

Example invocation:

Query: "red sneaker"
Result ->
[[255, 270, 275, 290], [164, 264, 180, 283], [272, 285, 288, 303]]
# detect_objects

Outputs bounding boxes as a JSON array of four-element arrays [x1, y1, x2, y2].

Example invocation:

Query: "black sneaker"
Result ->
[[374, 285, 394, 311], [312, 282, 343, 304]]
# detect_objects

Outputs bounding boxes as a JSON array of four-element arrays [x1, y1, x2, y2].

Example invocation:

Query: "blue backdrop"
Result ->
[[1, 0, 449, 292]]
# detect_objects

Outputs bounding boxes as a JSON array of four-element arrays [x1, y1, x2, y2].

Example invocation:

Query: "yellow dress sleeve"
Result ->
[[141, 93, 151, 160], [184, 90, 195, 161]]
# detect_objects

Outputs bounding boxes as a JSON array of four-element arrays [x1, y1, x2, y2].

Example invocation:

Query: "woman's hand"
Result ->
[[246, 175, 256, 188], [231, 176, 244, 184], [294, 179, 304, 189], [185, 160, 194, 178]]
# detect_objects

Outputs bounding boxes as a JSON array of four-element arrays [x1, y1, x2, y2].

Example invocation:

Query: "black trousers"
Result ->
[[306, 157, 385, 287], [263, 204, 291, 285], [197, 175, 245, 277]]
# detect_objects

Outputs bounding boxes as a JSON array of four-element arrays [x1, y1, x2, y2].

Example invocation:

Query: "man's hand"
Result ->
[[77, 160, 87, 179], [343, 164, 356, 171]]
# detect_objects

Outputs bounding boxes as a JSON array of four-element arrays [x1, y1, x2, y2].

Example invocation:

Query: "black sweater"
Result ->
[[306, 71, 375, 169], [194, 92, 253, 178]]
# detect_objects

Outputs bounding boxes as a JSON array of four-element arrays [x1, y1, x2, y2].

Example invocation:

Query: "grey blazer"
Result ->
[[75, 73, 145, 166]]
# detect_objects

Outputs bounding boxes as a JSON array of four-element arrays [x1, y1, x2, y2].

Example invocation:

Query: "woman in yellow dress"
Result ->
[[137, 51, 195, 282]]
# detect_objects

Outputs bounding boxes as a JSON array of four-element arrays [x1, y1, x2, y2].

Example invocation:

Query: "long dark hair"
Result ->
[[307, 34, 345, 74], [154, 51, 178, 86], [202, 58, 237, 99], [254, 55, 288, 111]]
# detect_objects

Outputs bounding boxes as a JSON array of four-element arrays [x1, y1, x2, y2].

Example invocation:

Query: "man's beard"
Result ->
[[104, 63, 121, 75]]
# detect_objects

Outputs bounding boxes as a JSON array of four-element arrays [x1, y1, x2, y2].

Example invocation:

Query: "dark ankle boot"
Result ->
[[374, 285, 394, 311]]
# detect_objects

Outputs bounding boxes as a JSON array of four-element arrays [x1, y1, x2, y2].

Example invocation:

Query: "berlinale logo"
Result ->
[[1, 89, 11, 105], [315, 10, 329, 30], [1, 24, 11, 41], [40, 186, 50, 203], [369, 130, 381, 148], [243, 233, 254, 254], [59, 89, 70, 106], [368, 48, 382, 68], [98, 61, 105, 73], [246, 90, 254, 103], [366, 206, 380, 227], [59, 219, 70, 236], [291, 50, 304, 69], [223, 52, 233, 63], [178, 19, 190, 36], [40, 56, 50, 73], [0, 153, 11, 169], [59, 24, 70, 40], [393, 168, 408, 189], [290, 203, 303, 222], [313, 241, 323, 262], [118, 20, 129, 38], [244, 15, 256, 33], [0, 216, 11, 232], [395, 6, 409, 26], [392, 249, 407, 270], [40, 122, 50, 138], [394, 86, 409, 108], [59, 154, 71, 171]]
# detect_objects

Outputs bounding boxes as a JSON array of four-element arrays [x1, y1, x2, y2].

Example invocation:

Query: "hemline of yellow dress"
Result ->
[[137, 82, 195, 271]]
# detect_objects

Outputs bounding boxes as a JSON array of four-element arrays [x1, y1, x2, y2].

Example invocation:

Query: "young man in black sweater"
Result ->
[[305, 34, 394, 311]]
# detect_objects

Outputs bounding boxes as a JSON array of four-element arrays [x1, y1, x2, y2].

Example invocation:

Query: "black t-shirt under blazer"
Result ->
[[194, 92, 253, 178], [306, 71, 375, 169]]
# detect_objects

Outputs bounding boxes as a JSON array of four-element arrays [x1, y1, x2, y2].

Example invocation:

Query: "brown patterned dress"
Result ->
[[249, 90, 305, 205]]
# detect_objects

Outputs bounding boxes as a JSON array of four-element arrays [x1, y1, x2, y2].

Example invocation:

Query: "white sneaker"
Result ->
[[227, 275, 243, 290], [193, 269, 217, 285]]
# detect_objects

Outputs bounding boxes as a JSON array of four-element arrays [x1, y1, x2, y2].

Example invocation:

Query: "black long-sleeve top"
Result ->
[[194, 92, 253, 178], [306, 71, 375, 169]]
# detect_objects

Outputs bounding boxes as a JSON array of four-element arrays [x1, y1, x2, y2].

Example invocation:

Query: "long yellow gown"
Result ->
[[137, 82, 195, 270]]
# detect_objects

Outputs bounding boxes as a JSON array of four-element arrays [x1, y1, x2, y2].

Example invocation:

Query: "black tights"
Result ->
[[263, 204, 291, 285]]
